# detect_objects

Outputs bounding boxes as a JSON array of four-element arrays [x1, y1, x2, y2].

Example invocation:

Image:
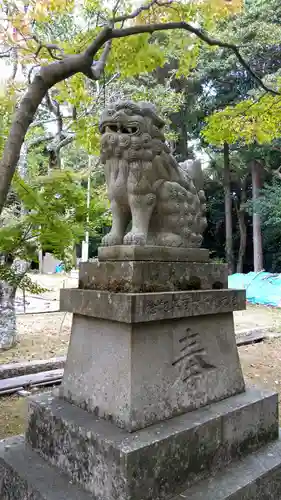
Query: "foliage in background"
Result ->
[[201, 0, 281, 146], [0, 168, 110, 268]]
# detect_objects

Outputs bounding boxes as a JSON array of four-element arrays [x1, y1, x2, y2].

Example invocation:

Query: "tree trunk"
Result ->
[[0, 30, 111, 216], [223, 142, 234, 274], [0, 260, 30, 350], [0, 280, 17, 350], [236, 178, 247, 273], [251, 160, 263, 272]]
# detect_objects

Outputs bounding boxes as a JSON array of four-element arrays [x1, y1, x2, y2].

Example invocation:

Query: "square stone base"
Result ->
[[2, 434, 281, 500], [60, 311, 245, 431], [0, 388, 280, 500], [25, 388, 279, 499], [79, 260, 228, 293]]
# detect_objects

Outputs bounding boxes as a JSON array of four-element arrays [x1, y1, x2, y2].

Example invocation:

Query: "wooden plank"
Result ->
[[0, 357, 66, 380], [0, 369, 63, 395]]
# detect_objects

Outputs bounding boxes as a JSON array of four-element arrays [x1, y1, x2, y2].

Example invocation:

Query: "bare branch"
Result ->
[[26, 134, 57, 149], [28, 64, 41, 84], [45, 90, 58, 115], [0, 48, 12, 58], [112, 0, 173, 23], [44, 90, 64, 138], [30, 116, 73, 128], [8, 47, 18, 82], [52, 135, 75, 152], [85, 40, 112, 80], [33, 35, 65, 60], [112, 0, 122, 17]]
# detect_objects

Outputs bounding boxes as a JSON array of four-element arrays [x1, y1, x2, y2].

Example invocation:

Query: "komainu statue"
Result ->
[[99, 100, 207, 247]]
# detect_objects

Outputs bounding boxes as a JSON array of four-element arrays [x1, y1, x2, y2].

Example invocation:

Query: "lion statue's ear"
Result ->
[[138, 101, 165, 130], [138, 101, 157, 114]]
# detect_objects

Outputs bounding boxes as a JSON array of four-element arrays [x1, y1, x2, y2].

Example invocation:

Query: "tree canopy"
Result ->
[[0, 0, 271, 215]]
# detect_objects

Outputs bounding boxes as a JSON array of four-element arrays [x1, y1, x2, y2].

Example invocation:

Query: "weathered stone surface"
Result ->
[[0, 436, 92, 500], [99, 101, 207, 248], [59, 312, 245, 431], [79, 260, 227, 293], [173, 433, 281, 499], [60, 288, 246, 323], [26, 389, 278, 500], [98, 245, 209, 262]]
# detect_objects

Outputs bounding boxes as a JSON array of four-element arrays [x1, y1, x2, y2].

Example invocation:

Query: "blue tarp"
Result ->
[[228, 272, 281, 307]]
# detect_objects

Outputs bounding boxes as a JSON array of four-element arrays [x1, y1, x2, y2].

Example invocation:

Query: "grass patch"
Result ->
[[0, 396, 26, 439], [0, 335, 69, 365]]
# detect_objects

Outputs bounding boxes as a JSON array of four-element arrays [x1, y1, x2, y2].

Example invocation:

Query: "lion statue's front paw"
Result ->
[[123, 232, 146, 246], [102, 232, 123, 246]]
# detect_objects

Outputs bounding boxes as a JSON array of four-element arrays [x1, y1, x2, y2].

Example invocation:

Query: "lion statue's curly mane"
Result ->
[[99, 100, 207, 247]]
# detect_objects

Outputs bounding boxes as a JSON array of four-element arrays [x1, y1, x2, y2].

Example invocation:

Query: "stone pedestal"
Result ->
[[59, 291, 245, 432], [1, 246, 281, 500]]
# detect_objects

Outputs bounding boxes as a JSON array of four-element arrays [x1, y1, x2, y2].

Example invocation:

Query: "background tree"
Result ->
[[199, 0, 281, 272], [0, 0, 270, 216]]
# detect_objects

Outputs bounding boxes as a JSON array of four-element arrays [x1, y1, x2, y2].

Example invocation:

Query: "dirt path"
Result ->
[[0, 313, 71, 364], [240, 338, 281, 417], [234, 305, 281, 333]]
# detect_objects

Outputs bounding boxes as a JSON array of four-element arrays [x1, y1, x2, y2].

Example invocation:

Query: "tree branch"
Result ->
[[26, 133, 58, 149], [110, 22, 281, 96], [8, 47, 18, 82], [0, 48, 12, 58], [33, 35, 65, 60], [86, 40, 112, 80], [51, 134, 75, 152], [44, 91, 63, 136], [112, 0, 173, 23], [44, 90, 58, 115]]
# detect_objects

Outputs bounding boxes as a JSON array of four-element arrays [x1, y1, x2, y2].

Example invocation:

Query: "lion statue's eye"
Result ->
[[101, 124, 139, 135], [120, 126, 139, 135]]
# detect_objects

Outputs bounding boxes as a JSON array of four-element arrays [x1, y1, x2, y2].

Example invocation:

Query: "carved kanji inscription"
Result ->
[[172, 328, 215, 382]]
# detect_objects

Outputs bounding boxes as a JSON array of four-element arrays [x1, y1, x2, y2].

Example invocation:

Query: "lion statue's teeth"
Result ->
[[99, 100, 207, 248]]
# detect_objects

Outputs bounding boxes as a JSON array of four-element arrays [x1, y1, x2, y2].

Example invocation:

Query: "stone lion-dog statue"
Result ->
[[99, 100, 207, 247]]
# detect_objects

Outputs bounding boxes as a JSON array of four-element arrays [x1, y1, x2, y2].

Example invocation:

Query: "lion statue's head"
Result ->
[[99, 100, 171, 164]]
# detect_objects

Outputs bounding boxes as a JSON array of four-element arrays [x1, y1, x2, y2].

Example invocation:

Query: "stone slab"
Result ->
[[60, 288, 246, 323], [79, 260, 228, 293], [0, 370, 63, 396], [0, 436, 93, 500], [60, 312, 245, 430], [26, 389, 278, 500], [173, 432, 281, 500], [98, 245, 210, 262], [0, 357, 66, 380]]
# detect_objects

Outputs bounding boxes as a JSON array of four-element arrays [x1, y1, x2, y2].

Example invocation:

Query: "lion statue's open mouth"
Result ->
[[99, 100, 207, 248]]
